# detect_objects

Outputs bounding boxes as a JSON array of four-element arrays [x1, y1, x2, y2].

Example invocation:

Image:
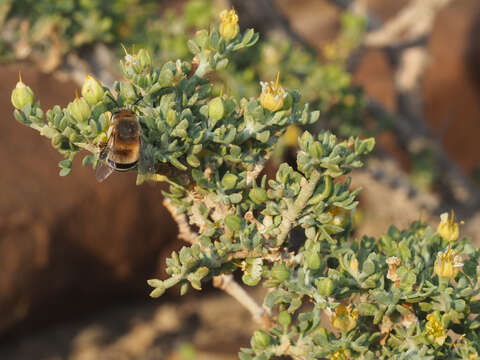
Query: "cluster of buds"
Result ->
[[66, 75, 105, 124]]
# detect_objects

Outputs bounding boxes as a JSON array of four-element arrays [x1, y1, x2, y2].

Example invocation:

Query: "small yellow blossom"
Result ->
[[434, 246, 463, 279], [219, 8, 239, 40], [328, 303, 358, 332], [330, 349, 351, 360], [425, 313, 447, 345], [437, 211, 463, 243], [386, 256, 401, 283], [260, 73, 287, 112]]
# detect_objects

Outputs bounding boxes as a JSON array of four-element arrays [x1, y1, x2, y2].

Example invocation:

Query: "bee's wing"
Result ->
[[95, 133, 115, 182], [95, 161, 114, 182]]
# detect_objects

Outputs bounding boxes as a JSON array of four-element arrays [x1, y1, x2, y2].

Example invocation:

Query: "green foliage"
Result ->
[[10, 6, 480, 360], [0, 0, 156, 65]]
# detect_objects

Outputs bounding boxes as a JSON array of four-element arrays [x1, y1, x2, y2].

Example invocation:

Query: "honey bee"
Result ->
[[95, 108, 142, 182]]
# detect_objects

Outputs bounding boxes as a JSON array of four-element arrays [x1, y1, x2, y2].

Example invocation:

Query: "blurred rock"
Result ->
[[0, 64, 178, 338]]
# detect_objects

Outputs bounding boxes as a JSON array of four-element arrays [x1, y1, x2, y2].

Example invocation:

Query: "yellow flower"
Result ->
[[437, 211, 463, 243], [328, 303, 358, 332], [330, 349, 351, 360], [219, 8, 239, 40], [259, 73, 287, 112], [425, 313, 446, 345], [434, 246, 463, 279]]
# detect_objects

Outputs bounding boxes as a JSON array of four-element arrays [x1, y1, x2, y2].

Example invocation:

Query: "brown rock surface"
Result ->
[[0, 63, 178, 337]]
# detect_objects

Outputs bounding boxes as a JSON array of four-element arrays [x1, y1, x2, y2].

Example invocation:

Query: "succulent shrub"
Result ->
[[11, 8, 480, 360]]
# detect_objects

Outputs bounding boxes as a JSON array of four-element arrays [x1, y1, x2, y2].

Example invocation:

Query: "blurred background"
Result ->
[[1, 0, 480, 359]]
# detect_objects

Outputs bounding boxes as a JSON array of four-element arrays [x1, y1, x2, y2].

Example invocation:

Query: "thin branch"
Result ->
[[162, 198, 197, 244], [162, 198, 271, 327], [213, 274, 272, 328]]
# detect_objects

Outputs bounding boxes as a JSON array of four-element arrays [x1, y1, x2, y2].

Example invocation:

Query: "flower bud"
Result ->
[[219, 8, 239, 41], [306, 251, 321, 270], [11, 75, 34, 110], [137, 48, 152, 70], [208, 97, 225, 122], [316, 277, 334, 296], [271, 263, 290, 282], [260, 73, 287, 112], [253, 330, 270, 348], [249, 188, 267, 204], [278, 311, 292, 329], [67, 97, 91, 123], [81, 75, 104, 105]]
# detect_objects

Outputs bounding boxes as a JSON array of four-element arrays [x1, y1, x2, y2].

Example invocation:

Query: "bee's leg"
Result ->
[[106, 93, 120, 107], [133, 95, 144, 106]]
